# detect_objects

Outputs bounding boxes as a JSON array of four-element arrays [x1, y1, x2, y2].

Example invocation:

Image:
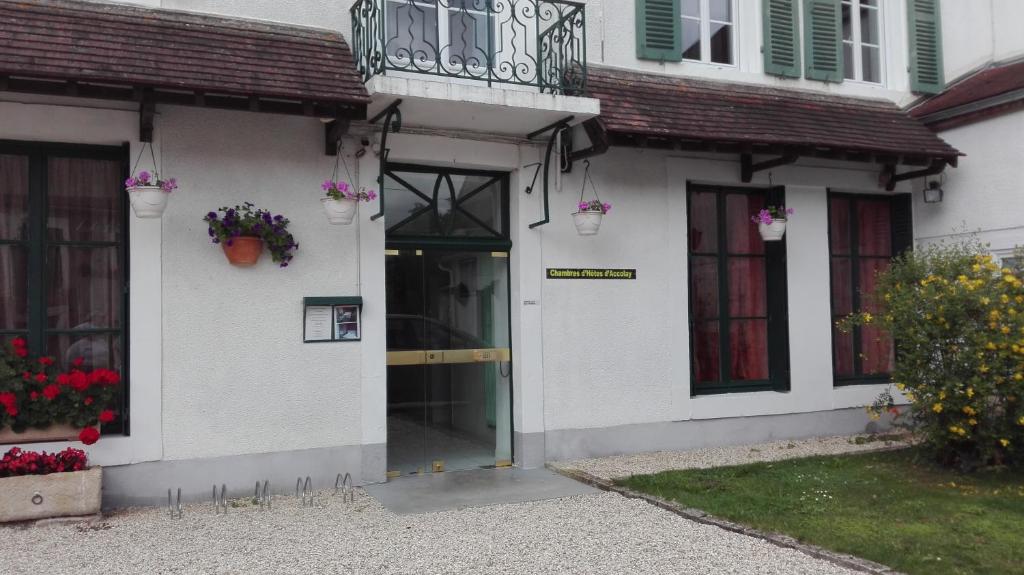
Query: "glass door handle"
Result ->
[[386, 348, 510, 365]]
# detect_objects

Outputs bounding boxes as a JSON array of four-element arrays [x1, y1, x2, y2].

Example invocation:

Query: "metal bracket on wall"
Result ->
[[525, 115, 574, 229], [740, 152, 798, 183], [369, 99, 403, 221], [324, 109, 352, 156], [879, 159, 947, 191], [139, 88, 155, 143]]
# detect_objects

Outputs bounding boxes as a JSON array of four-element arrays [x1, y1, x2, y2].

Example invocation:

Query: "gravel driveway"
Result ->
[[2, 489, 860, 575]]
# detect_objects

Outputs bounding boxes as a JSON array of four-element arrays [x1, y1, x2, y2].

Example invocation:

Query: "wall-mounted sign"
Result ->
[[303, 296, 362, 342], [546, 268, 636, 280]]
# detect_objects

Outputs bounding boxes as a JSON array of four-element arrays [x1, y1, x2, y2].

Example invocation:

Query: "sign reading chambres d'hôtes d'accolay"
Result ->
[[546, 268, 636, 280]]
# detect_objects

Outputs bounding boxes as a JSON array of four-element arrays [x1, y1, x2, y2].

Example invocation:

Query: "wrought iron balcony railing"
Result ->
[[350, 0, 586, 95]]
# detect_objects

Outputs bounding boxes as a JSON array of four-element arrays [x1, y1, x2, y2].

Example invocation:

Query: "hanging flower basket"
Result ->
[[126, 142, 177, 218], [321, 180, 377, 225], [571, 161, 611, 236], [752, 206, 794, 241], [204, 203, 297, 268]]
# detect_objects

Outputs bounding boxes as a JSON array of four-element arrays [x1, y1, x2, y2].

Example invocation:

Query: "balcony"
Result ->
[[350, 0, 587, 95]]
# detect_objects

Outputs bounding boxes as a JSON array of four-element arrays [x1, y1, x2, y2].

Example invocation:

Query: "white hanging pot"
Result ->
[[758, 219, 787, 241], [321, 197, 358, 225], [127, 185, 169, 218], [572, 211, 603, 236]]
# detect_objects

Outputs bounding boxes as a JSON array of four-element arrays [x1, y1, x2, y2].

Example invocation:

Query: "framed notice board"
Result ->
[[303, 296, 362, 342]]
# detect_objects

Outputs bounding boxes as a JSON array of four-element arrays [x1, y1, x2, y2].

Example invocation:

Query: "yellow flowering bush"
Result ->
[[840, 242, 1023, 470]]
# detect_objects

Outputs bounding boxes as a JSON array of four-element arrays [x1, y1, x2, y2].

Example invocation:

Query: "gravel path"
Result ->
[[551, 433, 912, 481], [1, 489, 860, 575]]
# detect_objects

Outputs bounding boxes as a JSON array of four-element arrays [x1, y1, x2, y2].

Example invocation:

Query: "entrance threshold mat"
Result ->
[[364, 467, 598, 514]]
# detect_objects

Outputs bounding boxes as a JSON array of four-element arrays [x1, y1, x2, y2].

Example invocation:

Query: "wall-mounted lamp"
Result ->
[[922, 175, 945, 204]]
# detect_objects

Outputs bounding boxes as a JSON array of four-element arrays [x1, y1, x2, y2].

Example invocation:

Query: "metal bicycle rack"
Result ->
[[334, 472, 354, 503], [167, 488, 183, 519], [213, 484, 228, 515], [253, 480, 272, 511], [296, 476, 314, 507]]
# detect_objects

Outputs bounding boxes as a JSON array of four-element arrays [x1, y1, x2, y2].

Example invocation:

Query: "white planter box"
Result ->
[[572, 211, 603, 236], [321, 197, 358, 224], [758, 219, 787, 241], [0, 467, 102, 523], [127, 185, 169, 218]]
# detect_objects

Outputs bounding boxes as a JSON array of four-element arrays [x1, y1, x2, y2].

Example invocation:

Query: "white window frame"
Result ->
[[841, 0, 884, 84], [680, 0, 737, 66]]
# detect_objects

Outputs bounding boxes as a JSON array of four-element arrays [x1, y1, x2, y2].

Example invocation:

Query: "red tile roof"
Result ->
[[588, 66, 960, 164], [0, 0, 369, 109], [910, 59, 1024, 131]]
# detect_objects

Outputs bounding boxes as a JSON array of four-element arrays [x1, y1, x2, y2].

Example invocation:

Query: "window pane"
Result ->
[[681, 18, 702, 60], [859, 5, 879, 45], [857, 199, 892, 256], [46, 246, 122, 329], [862, 45, 881, 83], [709, 0, 731, 22], [833, 327, 854, 377], [681, 0, 700, 18], [446, 174, 502, 237], [448, 6, 490, 69], [728, 257, 766, 317], [829, 197, 851, 254], [726, 193, 765, 255], [688, 190, 717, 253], [729, 319, 768, 380], [384, 171, 440, 235], [0, 245, 27, 330], [841, 3, 853, 41], [46, 157, 123, 243], [690, 256, 719, 319], [860, 325, 893, 375], [831, 257, 853, 315], [46, 332, 121, 373], [858, 258, 890, 313], [0, 154, 29, 241], [693, 321, 720, 383], [709, 23, 732, 64], [385, 0, 439, 61], [843, 42, 855, 80]]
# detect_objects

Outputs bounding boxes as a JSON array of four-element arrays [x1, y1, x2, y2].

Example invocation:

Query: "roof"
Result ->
[[587, 66, 960, 166], [910, 59, 1024, 131], [0, 0, 369, 114]]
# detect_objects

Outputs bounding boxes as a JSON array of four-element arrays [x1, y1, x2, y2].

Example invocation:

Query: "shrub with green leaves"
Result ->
[[840, 241, 1024, 470]]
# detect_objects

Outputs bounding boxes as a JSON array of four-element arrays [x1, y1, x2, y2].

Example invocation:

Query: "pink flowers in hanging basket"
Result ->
[[125, 170, 177, 193], [322, 180, 377, 202], [577, 199, 611, 214], [751, 206, 794, 225]]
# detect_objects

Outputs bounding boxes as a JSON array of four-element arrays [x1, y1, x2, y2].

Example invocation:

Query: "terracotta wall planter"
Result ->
[[0, 423, 87, 445], [0, 467, 102, 523], [222, 236, 263, 266]]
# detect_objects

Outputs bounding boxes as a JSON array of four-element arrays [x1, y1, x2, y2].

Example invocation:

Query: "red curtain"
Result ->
[[0, 155, 28, 332]]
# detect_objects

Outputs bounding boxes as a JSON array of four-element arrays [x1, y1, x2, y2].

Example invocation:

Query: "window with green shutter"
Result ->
[[763, 0, 801, 78], [907, 0, 944, 94], [804, 0, 844, 82], [637, 0, 682, 61]]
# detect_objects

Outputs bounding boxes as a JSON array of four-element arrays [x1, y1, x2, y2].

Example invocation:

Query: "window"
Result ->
[[681, 0, 735, 65], [0, 141, 129, 431], [828, 194, 898, 385], [386, 0, 495, 70], [688, 185, 789, 394], [841, 0, 881, 83]]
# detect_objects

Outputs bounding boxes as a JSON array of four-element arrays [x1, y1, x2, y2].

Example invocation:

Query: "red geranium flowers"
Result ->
[[0, 447, 89, 477]]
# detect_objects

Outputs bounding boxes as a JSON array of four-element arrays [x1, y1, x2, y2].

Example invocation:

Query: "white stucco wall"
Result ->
[[913, 109, 1024, 253], [941, 0, 1024, 82]]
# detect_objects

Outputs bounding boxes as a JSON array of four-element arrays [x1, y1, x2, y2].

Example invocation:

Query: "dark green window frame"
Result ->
[[687, 184, 791, 395], [0, 140, 131, 434], [827, 191, 903, 387], [383, 163, 511, 252]]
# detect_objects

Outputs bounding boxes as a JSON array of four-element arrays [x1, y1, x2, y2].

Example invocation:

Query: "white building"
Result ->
[[0, 0, 963, 507]]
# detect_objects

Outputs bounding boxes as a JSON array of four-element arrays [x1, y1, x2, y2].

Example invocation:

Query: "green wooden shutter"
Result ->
[[803, 0, 843, 82], [762, 0, 801, 78], [636, 0, 681, 61], [908, 0, 944, 94]]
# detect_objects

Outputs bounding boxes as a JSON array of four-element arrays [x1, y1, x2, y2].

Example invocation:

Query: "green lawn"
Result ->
[[617, 449, 1024, 575]]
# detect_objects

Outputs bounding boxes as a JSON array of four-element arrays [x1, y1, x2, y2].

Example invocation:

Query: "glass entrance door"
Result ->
[[385, 249, 512, 475]]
